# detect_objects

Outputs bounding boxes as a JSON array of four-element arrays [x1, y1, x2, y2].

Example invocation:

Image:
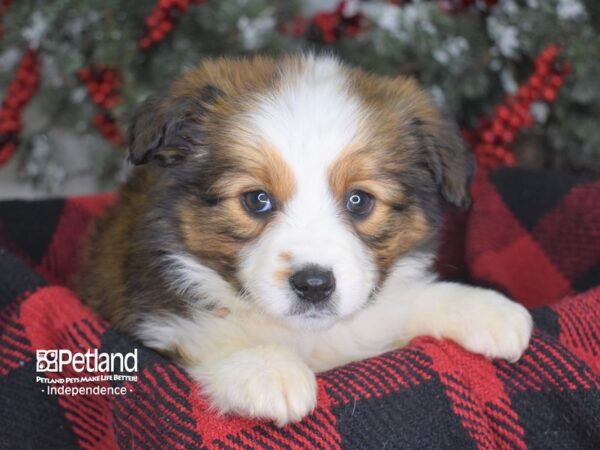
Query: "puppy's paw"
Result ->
[[195, 344, 317, 426], [443, 289, 533, 362]]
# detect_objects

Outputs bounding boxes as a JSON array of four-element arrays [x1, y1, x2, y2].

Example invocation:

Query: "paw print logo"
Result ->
[[36, 350, 58, 372]]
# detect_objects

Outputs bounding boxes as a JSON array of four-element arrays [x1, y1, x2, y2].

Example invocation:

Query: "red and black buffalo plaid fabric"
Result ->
[[467, 168, 600, 308], [1, 168, 599, 449]]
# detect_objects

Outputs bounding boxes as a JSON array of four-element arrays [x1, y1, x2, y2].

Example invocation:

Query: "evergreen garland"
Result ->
[[1, 0, 598, 192]]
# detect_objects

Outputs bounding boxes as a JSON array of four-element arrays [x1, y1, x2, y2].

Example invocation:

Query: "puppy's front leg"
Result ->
[[139, 316, 317, 426], [397, 282, 533, 361], [188, 341, 317, 426]]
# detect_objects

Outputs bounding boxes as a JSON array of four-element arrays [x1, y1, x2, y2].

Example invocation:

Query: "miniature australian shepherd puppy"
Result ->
[[79, 54, 533, 426]]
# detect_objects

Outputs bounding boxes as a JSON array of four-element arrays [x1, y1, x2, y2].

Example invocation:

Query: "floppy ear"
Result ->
[[127, 85, 224, 166], [411, 115, 474, 209]]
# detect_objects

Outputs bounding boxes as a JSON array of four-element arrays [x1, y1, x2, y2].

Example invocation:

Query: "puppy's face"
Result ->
[[129, 55, 472, 329]]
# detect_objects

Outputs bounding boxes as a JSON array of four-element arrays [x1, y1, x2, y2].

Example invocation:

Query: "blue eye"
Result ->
[[345, 190, 375, 218], [242, 190, 274, 215]]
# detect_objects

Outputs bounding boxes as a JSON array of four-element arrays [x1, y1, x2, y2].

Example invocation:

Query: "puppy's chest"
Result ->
[[227, 306, 400, 372]]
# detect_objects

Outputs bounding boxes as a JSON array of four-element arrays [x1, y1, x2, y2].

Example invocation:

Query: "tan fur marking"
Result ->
[[178, 198, 262, 286], [274, 268, 293, 283], [172, 56, 283, 100], [329, 146, 406, 205], [209, 140, 296, 202], [169, 344, 201, 366], [279, 251, 293, 262], [213, 307, 231, 318], [348, 69, 439, 126], [366, 208, 429, 271]]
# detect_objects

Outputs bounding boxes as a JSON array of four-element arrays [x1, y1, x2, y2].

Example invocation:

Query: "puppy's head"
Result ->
[[129, 55, 473, 328]]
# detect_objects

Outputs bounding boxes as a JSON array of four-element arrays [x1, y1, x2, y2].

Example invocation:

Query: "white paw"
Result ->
[[193, 344, 317, 426], [444, 289, 533, 362]]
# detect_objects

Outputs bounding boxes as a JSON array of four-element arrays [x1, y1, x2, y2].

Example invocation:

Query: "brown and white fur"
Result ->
[[78, 55, 533, 426]]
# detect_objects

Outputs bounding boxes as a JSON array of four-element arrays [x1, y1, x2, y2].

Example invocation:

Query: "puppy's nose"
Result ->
[[289, 266, 336, 303]]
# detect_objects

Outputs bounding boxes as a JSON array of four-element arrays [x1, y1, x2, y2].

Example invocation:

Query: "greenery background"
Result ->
[[1, 0, 599, 196]]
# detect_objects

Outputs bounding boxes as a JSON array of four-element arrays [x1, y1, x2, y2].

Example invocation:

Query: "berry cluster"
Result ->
[[467, 44, 570, 169], [78, 65, 124, 146], [78, 65, 121, 109], [91, 113, 124, 146], [0, 48, 40, 166], [138, 0, 205, 50], [280, 1, 364, 44]]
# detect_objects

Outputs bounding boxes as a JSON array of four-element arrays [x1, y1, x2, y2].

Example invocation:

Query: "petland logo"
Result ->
[[36, 349, 138, 373]]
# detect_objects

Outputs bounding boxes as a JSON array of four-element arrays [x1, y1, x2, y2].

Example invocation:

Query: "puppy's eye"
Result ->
[[242, 190, 274, 215], [345, 190, 375, 218]]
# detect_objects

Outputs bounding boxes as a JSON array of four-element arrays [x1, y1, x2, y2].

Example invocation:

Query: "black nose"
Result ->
[[289, 266, 336, 303]]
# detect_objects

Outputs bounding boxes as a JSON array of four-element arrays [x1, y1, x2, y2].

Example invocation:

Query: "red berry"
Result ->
[[501, 130, 514, 144], [160, 20, 174, 33], [92, 92, 106, 104], [491, 120, 504, 136], [496, 105, 511, 121], [536, 64, 550, 77], [79, 67, 91, 81], [99, 82, 112, 95], [482, 130, 495, 144], [529, 74, 542, 89], [0, 119, 17, 132], [146, 15, 159, 28], [509, 115, 522, 128], [517, 86, 531, 101], [151, 28, 164, 42], [155, 9, 166, 21], [543, 89, 557, 102], [550, 74, 564, 88], [513, 104, 526, 118]]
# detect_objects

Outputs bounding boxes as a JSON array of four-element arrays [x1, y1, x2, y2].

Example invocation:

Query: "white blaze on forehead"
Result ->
[[245, 54, 364, 176]]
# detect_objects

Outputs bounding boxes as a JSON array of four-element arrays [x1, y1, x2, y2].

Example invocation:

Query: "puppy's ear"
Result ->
[[128, 85, 224, 166], [411, 115, 474, 209]]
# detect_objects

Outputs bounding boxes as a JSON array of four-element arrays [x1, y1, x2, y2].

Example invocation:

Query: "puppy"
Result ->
[[78, 54, 533, 426]]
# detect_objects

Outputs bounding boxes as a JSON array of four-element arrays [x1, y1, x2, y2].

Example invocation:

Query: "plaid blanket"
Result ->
[[467, 168, 600, 308], [1, 169, 599, 449]]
